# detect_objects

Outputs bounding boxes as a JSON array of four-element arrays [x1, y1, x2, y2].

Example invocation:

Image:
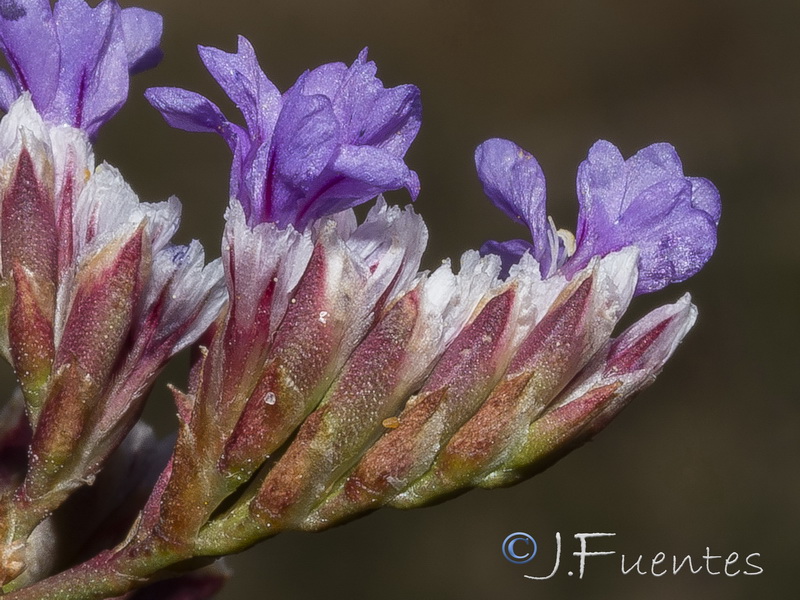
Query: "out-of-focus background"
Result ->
[[55, 0, 800, 598]]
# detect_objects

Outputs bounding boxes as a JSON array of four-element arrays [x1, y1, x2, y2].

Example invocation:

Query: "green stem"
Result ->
[[2, 538, 183, 600], [193, 501, 275, 557]]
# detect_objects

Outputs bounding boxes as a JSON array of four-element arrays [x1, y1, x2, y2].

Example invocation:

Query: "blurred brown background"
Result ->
[[77, 0, 800, 598]]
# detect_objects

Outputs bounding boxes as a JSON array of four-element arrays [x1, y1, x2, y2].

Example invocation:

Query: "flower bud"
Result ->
[[23, 226, 145, 496], [390, 249, 637, 507], [0, 97, 224, 571], [478, 294, 697, 488], [250, 251, 500, 526]]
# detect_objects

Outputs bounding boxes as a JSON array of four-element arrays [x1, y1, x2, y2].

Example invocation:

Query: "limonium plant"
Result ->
[[0, 1, 720, 598]]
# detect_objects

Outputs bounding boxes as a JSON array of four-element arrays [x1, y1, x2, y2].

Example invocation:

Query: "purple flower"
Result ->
[[569, 140, 721, 294], [477, 138, 721, 294], [146, 36, 421, 230], [475, 138, 565, 278], [0, 0, 163, 138]]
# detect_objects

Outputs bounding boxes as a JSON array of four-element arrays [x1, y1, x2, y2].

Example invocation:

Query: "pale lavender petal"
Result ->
[[0, 0, 59, 108], [51, 0, 128, 135], [475, 138, 557, 275], [296, 144, 420, 227], [620, 143, 685, 212], [688, 176, 722, 222], [198, 36, 281, 139], [475, 138, 546, 230], [355, 82, 422, 156], [295, 59, 349, 101], [145, 87, 232, 135], [0, 0, 162, 136], [294, 49, 422, 225], [238, 140, 271, 223], [480, 238, 535, 278], [574, 139, 627, 236], [300, 49, 421, 156], [620, 185, 718, 294], [268, 91, 340, 225], [572, 140, 720, 294], [120, 7, 163, 74]]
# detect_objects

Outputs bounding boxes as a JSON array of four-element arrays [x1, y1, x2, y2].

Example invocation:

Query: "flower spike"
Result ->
[[0, 96, 223, 583], [0, 5, 722, 597]]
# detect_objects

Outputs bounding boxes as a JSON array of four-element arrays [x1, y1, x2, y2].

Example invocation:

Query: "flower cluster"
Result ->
[[0, 1, 719, 599], [476, 137, 720, 294], [0, 94, 225, 588], [146, 38, 421, 229], [0, 0, 162, 138]]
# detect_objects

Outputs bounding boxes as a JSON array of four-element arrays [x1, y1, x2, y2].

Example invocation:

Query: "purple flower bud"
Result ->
[[146, 38, 421, 229], [0, 0, 163, 138], [477, 138, 720, 295]]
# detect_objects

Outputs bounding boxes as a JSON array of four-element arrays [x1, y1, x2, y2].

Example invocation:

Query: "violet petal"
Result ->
[[296, 144, 420, 227], [0, 69, 20, 110], [572, 140, 720, 294], [144, 87, 232, 136], [120, 7, 163, 74], [299, 49, 421, 156], [0, 0, 162, 136], [475, 138, 559, 276], [268, 91, 340, 226], [0, 0, 60, 110], [147, 39, 421, 229], [198, 36, 281, 139], [479, 238, 535, 279]]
